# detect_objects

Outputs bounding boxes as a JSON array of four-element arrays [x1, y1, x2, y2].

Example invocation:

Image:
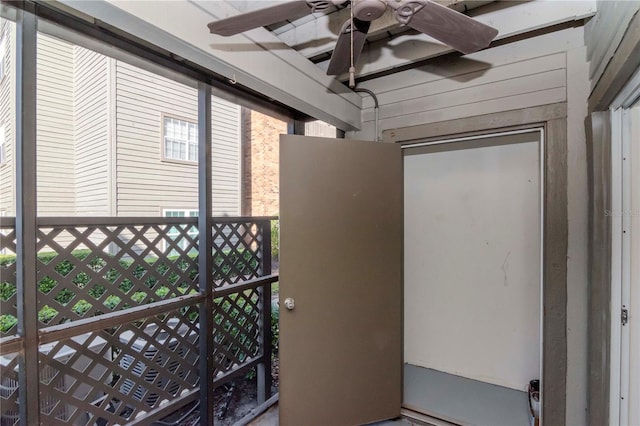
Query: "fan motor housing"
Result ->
[[352, 0, 387, 21]]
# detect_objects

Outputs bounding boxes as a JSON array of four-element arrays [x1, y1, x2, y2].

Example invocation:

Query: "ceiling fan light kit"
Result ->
[[208, 0, 498, 81]]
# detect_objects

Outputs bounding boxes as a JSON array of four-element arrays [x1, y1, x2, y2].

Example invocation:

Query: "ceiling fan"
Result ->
[[208, 0, 498, 83]]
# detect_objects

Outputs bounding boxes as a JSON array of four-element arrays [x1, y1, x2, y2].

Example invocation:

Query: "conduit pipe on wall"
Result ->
[[354, 87, 380, 142]]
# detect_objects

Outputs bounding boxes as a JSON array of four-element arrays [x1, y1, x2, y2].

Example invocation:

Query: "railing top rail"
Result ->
[[31, 216, 278, 227], [0, 217, 15, 227]]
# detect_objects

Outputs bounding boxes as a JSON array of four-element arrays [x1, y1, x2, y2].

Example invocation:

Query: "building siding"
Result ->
[[212, 96, 241, 216], [353, 28, 584, 140], [36, 34, 75, 216], [74, 46, 110, 216], [115, 61, 241, 217], [1, 21, 250, 220], [0, 20, 15, 215]]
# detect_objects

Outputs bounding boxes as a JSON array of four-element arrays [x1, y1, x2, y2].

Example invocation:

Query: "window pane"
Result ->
[[163, 116, 197, 162]]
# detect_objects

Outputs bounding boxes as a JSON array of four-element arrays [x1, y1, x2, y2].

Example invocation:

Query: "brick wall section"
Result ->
[[241, 108, 286, 216]]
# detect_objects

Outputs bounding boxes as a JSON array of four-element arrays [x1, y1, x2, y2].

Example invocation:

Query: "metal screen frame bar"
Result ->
[[257, 223, 272, 404], [14, 5, 39, 424], [198, 82, 215, 425]]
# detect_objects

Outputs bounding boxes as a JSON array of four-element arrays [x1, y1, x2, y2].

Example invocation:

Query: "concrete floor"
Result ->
[[247, 404, 415, 426]]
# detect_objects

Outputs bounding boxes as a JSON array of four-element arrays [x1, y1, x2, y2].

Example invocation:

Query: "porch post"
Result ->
[[197, 82, 214, 424], [288, 119, 305, 136], [15, 5, 39, 425]]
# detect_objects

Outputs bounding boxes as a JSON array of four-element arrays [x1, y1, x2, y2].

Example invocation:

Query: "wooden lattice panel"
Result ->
[[213, 288, 262, 376], [38, 306, 200, 425], [212, 222, 264, 287], [0, 218, 17, 336], [36, 222, 199, 328], [0, 351, 20, 425]]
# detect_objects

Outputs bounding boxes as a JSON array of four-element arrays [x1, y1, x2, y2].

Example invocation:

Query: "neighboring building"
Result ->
[[240, 113, 336, 216], [0, 20, 338, 220], [0, 23, 242, 218]]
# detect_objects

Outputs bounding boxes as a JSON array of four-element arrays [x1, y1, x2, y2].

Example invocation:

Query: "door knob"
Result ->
[[284, 297, 295, 310]]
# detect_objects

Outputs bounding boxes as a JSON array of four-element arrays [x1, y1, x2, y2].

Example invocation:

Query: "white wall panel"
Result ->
[[404, 132, 541, 391]]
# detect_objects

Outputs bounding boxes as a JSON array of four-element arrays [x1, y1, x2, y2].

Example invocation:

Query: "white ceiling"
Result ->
[[218, 0, 597, 81], [67, 0, 596, 131]]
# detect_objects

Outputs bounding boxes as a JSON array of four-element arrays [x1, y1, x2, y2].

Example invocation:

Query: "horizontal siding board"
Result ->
[[74, 46, 109, 216], [362, 53, 567, 109], [116, 62, 240, 216], [37, 34, 76, 214], [364, 69, 566, 122], [363, 87, 566, 135]]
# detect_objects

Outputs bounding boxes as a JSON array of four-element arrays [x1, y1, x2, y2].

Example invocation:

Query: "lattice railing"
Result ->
[[0, 216, 278, 426], [0, 217, 17, 337], [0, 350, 20, 426], [38, 306, 200, 425], [213, 289, 262, 377], [212, 221, 264, 287], [36, 218, 200, 328]]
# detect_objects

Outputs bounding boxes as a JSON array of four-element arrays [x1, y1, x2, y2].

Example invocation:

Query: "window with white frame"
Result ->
[[163, 116, 198, 162], [164, 209, 198, 255], [0, 125, 6, 164]]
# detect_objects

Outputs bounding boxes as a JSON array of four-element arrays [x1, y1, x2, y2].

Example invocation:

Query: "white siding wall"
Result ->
[[36, 34, 75, 216], [0, 20, 15, 215], [585, 1, 640, 91], [352, 28, 586, 141], [212, 97, 241, 216], [351, 27, 590, 426], [115, 61, 198, 216], [115, 61, 241, 217], [74, 47, 110, 216]]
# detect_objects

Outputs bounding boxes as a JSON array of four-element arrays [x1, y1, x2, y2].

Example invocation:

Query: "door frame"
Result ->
[[383, 102, 569, 426], [608, 66, 640, 426]]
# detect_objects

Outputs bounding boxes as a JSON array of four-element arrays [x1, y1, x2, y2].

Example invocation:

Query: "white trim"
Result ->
[[611, 66, 640, 109], [538, 126, 545, 426], [610, 72, 640, 425], [610, 107, 623, 426], [399, 128, 543, 149], [628, 103, 640, 426], [620, 108, 632, 426], [162, 116, 199, 163]]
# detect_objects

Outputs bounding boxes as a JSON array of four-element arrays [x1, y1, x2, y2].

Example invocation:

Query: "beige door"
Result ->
[[279, 135, 403, 426]]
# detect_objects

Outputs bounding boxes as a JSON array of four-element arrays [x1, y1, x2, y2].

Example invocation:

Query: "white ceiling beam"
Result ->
[[59, 0, 363, 131], [316, 0, 597, 79]]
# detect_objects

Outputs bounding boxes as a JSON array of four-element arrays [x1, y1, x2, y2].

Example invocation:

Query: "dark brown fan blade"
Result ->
[[407, 1, 498, 54], [208, 1, 312, 36], [326, 18, 371, 76]]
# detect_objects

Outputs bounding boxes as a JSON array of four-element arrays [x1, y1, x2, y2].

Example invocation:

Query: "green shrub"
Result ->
[[271, 220, 279, 262], [0, 245, 266, 332], [0, 315, 17, 332], [271, 300, 279, 354], [0, 281, 16, 301], [38, 305, 58, 324]]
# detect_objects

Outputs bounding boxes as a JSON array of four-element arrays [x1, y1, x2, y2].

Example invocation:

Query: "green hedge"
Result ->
[[0, 248, 260, 332], [271, 220, 279, 262]]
